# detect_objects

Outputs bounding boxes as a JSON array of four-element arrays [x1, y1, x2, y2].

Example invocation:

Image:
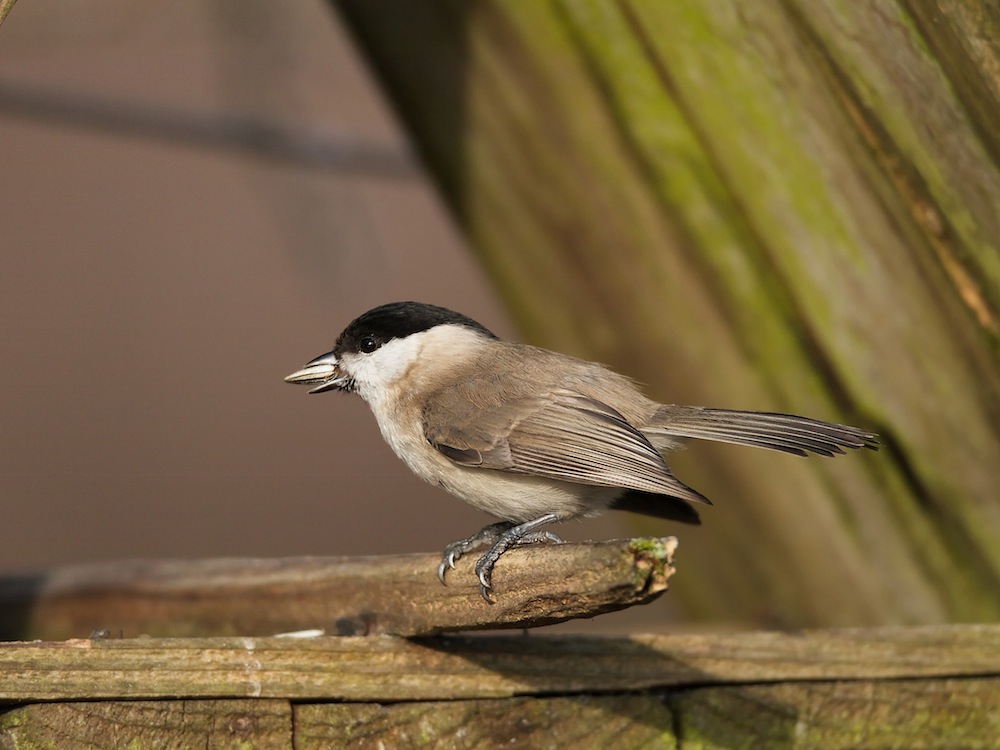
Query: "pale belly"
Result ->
[[437, 467, 621, 523]]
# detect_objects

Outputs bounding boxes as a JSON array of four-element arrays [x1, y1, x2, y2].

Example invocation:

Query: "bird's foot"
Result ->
[[442, 513, 559, 602], [437, 521, 516, 584], [439, 515, 564, 601], [474, 529, 562, 602]]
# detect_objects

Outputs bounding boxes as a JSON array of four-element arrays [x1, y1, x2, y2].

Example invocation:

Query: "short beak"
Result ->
[[284, 351, 345, 393]]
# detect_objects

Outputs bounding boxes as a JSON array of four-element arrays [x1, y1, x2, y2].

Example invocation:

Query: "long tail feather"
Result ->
[[645, 405, 879, 457]]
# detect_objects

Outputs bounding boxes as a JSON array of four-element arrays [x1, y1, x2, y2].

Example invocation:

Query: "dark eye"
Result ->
[[360, 335, 379, 354]]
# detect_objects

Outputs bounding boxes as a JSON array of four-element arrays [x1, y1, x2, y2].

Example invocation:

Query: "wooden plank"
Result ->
[[0, 699, 292, 750], [295, 696, 676, 749], [297, 682, 1000, 750], [3, 680, 995, 748], [670, 678, 1000, 749], [0, 538, 676, 640], [2, 624, 1000, 702]]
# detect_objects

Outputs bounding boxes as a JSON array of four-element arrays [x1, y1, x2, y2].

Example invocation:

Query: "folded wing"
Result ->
[[423, 388, 710, 506]]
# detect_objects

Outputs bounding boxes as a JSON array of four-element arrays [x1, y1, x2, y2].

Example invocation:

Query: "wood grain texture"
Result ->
[[4, 681, 995, 749], [670, 678, 1000, 749], [0, 538, 676, 640], [295, 696, 677, 750], [333, 0, 1000, 627], [2, 624, 999, 702], [0, 700, 292, 750]]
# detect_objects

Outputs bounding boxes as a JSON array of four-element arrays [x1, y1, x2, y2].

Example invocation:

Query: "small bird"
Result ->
[[286, 301, 878, 601]]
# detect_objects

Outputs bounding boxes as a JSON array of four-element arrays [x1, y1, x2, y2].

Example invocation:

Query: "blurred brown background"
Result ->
[[0, 1, 676, 630]]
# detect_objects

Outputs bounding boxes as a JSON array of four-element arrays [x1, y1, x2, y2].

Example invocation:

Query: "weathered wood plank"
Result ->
[[1, 625, 999, 702], [0, 538, 676, 640], [670, 678, 1000, 749], [3, 680, 996, 749], [0, 699, 292, 750], [295, 696, 676, 749], [293, 681, 1000, 750]]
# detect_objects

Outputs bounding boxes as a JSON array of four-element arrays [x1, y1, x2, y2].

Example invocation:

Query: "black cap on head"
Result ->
[[334, 302, 497, 356]]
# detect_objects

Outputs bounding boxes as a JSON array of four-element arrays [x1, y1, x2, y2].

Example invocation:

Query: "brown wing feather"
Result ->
[[423, 383, 710, 506]]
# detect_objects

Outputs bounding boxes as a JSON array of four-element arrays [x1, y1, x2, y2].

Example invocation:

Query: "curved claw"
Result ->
[[479, 581, 494, 603], [478, 566, 492, 591], [437, 551, 458, 584], [477, 563, 495, 604]]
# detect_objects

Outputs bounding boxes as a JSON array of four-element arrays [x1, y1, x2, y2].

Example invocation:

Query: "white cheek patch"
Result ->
[[344, 324, 484, 407], [342, 336, 423, 405]]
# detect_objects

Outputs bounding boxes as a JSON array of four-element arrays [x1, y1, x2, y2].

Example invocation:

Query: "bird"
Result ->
[[286, 301, 878, 601]]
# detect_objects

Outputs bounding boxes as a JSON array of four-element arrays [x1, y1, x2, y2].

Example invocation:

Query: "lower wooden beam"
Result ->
[[671, 677, 1000, 749], [299, 679, 1000, 749], [0, 699, 292, 750], [295, 695, 676, 749], [4, 678, 998, 749]]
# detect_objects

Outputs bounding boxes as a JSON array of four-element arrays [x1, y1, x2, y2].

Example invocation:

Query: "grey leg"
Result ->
[[474, 513, 563, 602]]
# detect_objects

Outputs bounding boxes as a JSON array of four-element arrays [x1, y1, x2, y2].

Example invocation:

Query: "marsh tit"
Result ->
[[286, 301, 877, 601]]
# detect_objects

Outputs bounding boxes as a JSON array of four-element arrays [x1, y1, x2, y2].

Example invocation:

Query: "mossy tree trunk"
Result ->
[[334, 0, 1000, 627]]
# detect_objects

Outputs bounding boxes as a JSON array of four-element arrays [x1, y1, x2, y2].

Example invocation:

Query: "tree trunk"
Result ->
[[333, 0, 1000, 627]]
